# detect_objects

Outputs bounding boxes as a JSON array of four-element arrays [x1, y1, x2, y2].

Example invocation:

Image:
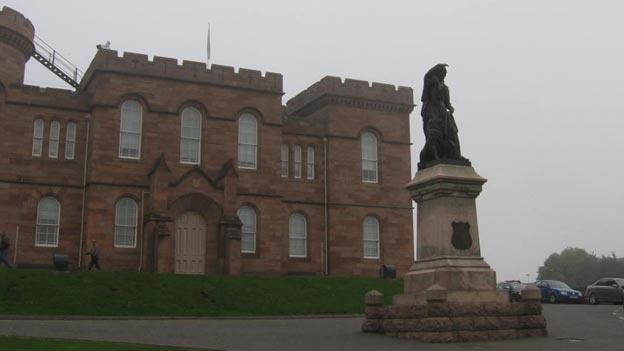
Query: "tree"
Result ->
[[538, 247, 599, 289]]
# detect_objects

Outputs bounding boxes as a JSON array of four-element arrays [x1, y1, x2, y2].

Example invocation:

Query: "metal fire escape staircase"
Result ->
[[31, 35, 84, 89]]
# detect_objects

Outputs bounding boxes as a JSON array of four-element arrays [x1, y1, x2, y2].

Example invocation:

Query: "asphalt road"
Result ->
[[0, 304, 623, 351]]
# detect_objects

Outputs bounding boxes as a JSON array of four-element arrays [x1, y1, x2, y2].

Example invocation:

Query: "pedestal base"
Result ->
[[399, 256, 498, 304], [362, 295, 547, 342]]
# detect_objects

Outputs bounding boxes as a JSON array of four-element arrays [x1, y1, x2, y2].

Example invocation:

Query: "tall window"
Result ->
[[293, 145, 302, 179], [65, 122, 76, 160], [36, 197, 60, 247], [114, 197, 138, 247], [32, 119, 44, 157], [363, 216, 380, 259], [48, 121, 60, 158], [306, 146, 315, 180], [361, 132, 378, 183], [119, 100, 142, 159], [180, 107, 202, 164], [289, 213, 307, 257], [238, 113, 257, 169], [237, 206, 257, 253], [281, 144, 289, 178]]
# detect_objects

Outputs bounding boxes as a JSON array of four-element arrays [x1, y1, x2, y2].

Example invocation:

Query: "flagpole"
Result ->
[[207, 22, 211, 65]]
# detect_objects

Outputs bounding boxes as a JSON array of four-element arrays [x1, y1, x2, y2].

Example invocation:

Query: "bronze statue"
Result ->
[[418, 64, 470, 170]]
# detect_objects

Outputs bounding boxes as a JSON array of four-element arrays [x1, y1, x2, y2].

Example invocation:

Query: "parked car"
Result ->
[[535, 280, 583, 303], [496, 280, 522, 301], [585, 278, 624, 305]]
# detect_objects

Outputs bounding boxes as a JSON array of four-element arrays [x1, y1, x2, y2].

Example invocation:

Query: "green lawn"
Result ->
[[0, 269, 401, 316], [0, 336, 209, 351]]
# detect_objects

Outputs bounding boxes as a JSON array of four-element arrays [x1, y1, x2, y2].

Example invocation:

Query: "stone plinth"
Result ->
[[362, 164, 546, 342], [362, 291, 547, 342], [403, 164, 495, 301]]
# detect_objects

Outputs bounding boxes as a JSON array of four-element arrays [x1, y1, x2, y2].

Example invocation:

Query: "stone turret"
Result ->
[[0, 6, 34, 85]]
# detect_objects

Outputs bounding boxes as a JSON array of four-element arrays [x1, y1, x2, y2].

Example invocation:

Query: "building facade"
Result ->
[[0, 7, 415, 276]]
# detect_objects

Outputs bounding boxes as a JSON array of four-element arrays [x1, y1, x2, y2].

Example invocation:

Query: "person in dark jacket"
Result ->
[[0, 232, 13, 268], [86, 240, 101, 271]]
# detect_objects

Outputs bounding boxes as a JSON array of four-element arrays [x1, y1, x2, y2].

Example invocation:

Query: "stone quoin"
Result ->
[[0, 7, 415, 275]]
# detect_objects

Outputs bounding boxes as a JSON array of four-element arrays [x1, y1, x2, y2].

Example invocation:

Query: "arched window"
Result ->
[[48, 121, 60, 158], [280, 144, 289, 178], [180, 107, 202, 164], [237, 113, 257, 169], [32, 119, 44, 157], [114, 197, 138, 247], [293, 145, 302, 179], [289, 213, 307, 257], [65, 122, 76, 160], [237, 206, 257, 253], [307, 146, 315, 180], [363, 216, 380, 259], [36, 197, 60, 247], [361, 132, 378, 183], [119, 100, 142, 159]]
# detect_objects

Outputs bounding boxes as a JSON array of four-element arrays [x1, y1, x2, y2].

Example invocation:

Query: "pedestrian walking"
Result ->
[[0, 232, 13, 268], [86, 240, 101, 271]]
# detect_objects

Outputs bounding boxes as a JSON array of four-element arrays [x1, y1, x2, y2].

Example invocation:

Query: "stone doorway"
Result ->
[[174, 211, 207, 274]]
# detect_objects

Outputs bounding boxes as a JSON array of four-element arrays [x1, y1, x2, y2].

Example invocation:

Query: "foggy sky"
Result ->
[[4, 0, 623, 281]]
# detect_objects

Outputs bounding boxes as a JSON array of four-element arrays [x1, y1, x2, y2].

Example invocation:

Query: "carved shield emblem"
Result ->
[[451, 221, 472, 250]]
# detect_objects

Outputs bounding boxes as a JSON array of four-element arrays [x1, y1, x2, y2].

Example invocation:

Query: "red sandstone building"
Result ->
[[0, 7, 414, 276]]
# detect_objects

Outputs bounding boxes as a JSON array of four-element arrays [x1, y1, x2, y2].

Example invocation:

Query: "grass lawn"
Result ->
[[0, 336, 209, 351], [0, 269, 402, 316]]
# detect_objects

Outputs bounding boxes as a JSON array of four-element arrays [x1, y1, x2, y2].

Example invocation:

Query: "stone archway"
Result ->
[[168, 193, 223, 274], [174, 211, 206, 274]]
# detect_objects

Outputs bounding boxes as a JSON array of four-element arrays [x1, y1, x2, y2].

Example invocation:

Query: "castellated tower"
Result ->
[[0, 7, 34, 86]]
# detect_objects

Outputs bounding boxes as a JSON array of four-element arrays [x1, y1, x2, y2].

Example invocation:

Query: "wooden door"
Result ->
[[175, 212, 206, 274]]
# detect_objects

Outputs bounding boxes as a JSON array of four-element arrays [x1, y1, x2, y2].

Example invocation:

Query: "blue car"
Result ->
[[535, 280, 583, 303]]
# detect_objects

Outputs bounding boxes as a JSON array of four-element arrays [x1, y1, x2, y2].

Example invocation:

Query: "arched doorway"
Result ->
[[174, 212, 206, 274]]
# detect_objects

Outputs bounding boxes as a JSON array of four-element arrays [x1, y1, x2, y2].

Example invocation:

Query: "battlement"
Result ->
[[286, 76, 413, 116], [0, 6, 34, 40], [81, 49, 283, 94]]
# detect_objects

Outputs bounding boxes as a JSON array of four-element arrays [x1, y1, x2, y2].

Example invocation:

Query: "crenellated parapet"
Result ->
[[0, 6, 34, 57], [0, 7, 35, 85], [80, 49, 283, 94], [286, 76, 414, 116], [0, 6, 34, 41]]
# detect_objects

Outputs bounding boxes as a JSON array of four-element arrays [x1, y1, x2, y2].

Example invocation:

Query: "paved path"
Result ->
[[1, 304, 623, 350]]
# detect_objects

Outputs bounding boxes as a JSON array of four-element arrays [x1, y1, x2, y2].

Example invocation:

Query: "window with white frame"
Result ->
[[48, 121, 60, 158], [289, 213, 307, 257], [363, 216, 380, 259], [281, 144, 289, 177], [237, 113, 257, 169], [32, 119, 44, 157], [119, 100, 142, 159], [361, 132, 378, 183], [114, 197, 138, 247], [306, 146, 315, 180], [237, 206, 257, 253], [36, 197, 60, 247], [180, 107, 202, 164], [65, 122, 76, 160], [293, 145, 302, 179]]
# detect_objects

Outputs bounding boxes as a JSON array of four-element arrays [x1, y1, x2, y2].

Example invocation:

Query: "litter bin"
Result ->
[[53, 254, 69, 271], [379, 264, 396, 279]]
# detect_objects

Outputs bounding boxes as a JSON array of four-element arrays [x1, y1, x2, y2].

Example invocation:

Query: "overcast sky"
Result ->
[[4, 0, 623, 281]]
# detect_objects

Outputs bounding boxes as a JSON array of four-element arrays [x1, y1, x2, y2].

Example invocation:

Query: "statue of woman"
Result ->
[[419, 64, 468, 169]]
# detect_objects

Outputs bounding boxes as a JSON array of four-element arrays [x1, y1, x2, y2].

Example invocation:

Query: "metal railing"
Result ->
[[32, 34, 84, 89]]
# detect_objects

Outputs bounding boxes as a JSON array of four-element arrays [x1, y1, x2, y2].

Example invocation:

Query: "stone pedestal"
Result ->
[[362, 164, 546, 342]]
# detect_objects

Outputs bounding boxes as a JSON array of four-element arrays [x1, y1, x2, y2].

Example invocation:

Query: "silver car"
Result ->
[[585, 278, 624, 305]]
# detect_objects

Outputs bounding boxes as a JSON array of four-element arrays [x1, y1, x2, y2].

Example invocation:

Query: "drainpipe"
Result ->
[[138, 190, 150, 272], [323, 137, 329, 276], [78, 114, 91, 268]]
